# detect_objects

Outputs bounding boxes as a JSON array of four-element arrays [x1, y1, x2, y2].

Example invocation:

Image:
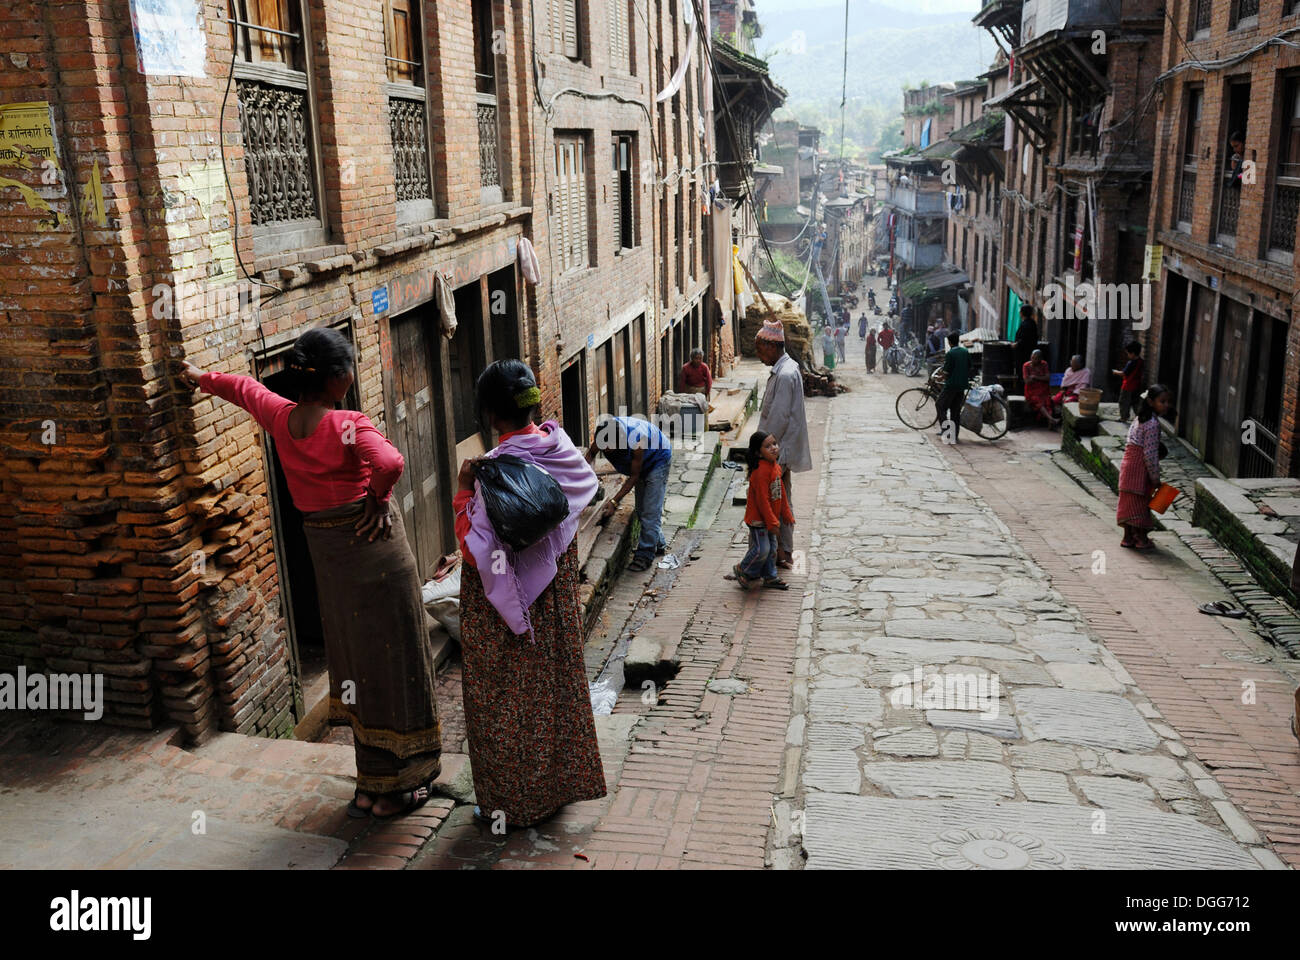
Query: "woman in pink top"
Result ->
[[181, 327, 442, 820]]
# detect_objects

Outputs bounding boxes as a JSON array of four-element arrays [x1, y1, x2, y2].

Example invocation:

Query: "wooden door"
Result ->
[[1210, 298, 1251, 475], [388, 310, 445, 579], [594, 338, 612, 417], [614, 325, 629, 414], [1181, 283, 1216, 456], [632, 314, 647, 416]]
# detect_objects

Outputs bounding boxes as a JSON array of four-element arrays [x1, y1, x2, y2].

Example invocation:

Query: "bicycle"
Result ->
[[895, 369, 1010, 440]]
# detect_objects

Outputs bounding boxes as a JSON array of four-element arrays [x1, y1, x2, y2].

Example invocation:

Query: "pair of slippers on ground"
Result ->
[[1197, 599, 1247, 619]]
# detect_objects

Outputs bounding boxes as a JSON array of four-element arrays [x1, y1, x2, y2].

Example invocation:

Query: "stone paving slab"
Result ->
[[803, 795, 1261, 870]]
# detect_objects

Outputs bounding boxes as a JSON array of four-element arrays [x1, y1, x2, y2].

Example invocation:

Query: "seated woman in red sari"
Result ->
[[453, 359, 606, 829], [1022, 349, 1055, 426], [1117, 385, 1173, 551], [181, 328, 442, 820]]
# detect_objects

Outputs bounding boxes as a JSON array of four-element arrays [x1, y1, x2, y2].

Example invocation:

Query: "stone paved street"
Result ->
[[781, 358, 1294, 870]]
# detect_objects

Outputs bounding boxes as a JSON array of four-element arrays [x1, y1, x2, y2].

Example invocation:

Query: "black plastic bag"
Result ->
[[474, 454, 570, 552]]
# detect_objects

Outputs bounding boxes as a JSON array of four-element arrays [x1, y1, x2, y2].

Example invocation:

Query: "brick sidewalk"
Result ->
[[409, 395, 828, 869], [937, 430, 1300, 866]]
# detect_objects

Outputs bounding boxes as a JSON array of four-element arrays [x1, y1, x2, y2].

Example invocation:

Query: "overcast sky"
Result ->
[[756, 0, 982, 13]]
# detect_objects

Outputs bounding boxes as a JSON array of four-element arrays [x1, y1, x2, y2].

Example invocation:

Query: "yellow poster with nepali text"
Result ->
[[0, 101, 62, 228]]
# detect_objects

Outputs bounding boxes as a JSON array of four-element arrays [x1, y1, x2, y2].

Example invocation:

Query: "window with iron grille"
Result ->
[[473, 0, 503, 201], [1267, 76, 1300, 260], [552, 0, 581, 59], [228, 0, 324, 244], [1231, 0, 1259, 29], [1191, 0, 1212, 36], [1176, 87, 1203, 232], [612, 134, 635, 252], [554, 135, 590, 273], [385, 0, 432, 209]]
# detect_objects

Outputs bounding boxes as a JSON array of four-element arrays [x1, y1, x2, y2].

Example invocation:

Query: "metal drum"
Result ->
[[981, 340, 1014, 386]]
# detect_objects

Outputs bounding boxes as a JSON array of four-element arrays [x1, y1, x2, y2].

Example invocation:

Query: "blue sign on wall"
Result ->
[[587, 333, 595, 349], [372, 287, 389, 314]]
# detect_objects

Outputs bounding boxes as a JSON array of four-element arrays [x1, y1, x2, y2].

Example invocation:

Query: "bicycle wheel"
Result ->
[[896, 388, 939, 430], [977, 396, 1010, 440], [905, 352, 923, 377]]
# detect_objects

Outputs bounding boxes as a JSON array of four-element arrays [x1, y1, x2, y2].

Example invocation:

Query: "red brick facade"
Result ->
[[0, 0, 717, 741], [1144, 0, 1300, 478]]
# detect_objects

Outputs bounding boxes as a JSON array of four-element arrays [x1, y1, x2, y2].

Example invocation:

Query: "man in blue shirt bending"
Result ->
[[586, 416, 674, 573]]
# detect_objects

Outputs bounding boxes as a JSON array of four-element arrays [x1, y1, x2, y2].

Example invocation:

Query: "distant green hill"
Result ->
[[756, 9, 992, 162]]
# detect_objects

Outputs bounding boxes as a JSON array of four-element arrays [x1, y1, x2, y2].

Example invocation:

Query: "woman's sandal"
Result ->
[[1133, 539, 1156, 552], [371, 780, 433, 821], [731, 564, 754, 589], [1198, 600, 1247, 619], [347, 790, 374, 819]]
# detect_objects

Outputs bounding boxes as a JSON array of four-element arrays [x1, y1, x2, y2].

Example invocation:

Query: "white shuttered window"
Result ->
[[555, 137, 589, 272], [609, 0, 629, 72], [552, 0, 579, 58]]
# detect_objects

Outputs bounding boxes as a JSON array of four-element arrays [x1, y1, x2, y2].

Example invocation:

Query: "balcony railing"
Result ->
[[237, 79, 317, 225], [476, 94, 501, 190], [389, 95, 431, 203], [887, 185, 947, 216], [1269, 183, 1300, 254]]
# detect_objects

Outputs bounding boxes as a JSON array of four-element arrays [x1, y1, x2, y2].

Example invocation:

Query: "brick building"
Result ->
[[975, 0, 1163, 379], [1144, 0, 1300, 479], [0, 0, 713, 741]]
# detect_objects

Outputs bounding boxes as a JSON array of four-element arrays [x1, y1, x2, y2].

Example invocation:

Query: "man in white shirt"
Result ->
[[755, 319, 812, 569]]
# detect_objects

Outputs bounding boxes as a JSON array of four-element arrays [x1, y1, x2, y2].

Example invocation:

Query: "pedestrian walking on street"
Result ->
[[936, 330, 971, 443], [732, 431, 794, 590], [1117, 384, 1172, 551], [456, 360, 607, 828], [586, 415, 673, 572], [1113, 341, 1146, 423], [858, 313, 867, 339], [834, 322, 847, 363], [180, 329, 443, 821], [865, 328, 877, 372], [878, 322, 896, 373], [821, 325, 837, 370], [755, 318, 812, 570]]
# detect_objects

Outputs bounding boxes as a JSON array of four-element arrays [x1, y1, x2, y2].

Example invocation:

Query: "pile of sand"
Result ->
[[739, 293, 813, 368]]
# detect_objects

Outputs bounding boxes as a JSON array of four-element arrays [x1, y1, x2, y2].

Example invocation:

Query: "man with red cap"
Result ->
[[754, 318, 811, 569]]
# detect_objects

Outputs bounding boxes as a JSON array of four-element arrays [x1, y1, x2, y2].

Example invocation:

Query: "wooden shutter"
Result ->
[[611, 139, 622, 254], [253, 0, 290, 63], [564, 0, 579, 58], [609, 0, 627, 71], [572, 141, 588, 268], [556, 142, 570, 272], [388, 0, 416, 82]]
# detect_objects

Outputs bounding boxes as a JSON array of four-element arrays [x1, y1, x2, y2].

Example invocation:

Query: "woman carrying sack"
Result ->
[[453, 360, 606, 828], [181, 328, 442, 820]]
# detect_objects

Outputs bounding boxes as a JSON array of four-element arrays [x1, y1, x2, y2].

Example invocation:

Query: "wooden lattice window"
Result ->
[[228, 0, 323, 232], [1176, 86, 1203, 232], [612, 135, 634, 251], [1268, 76, 1300, 258], [385, 0, 431, 206]]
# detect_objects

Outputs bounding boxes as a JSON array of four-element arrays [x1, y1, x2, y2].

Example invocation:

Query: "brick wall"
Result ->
[[1144, 0, 1300, 476]]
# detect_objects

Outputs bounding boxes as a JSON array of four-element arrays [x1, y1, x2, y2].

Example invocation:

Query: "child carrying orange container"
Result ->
[[733, 431, 795, 590]]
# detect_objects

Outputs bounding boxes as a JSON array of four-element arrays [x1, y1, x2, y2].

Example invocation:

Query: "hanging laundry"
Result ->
[[517, 236, 541, 285], [655, 20, 697, 103], [435, 271, 457, 338]]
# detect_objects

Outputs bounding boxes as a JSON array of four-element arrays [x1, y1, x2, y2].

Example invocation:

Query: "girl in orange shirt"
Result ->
[[734, 431, 796, 590]]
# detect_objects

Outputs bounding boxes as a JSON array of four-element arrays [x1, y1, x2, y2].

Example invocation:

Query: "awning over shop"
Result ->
[[900, 265, 970, 303]]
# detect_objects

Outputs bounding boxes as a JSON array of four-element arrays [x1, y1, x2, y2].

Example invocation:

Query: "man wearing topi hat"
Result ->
[[755, 319, 811, 569]]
